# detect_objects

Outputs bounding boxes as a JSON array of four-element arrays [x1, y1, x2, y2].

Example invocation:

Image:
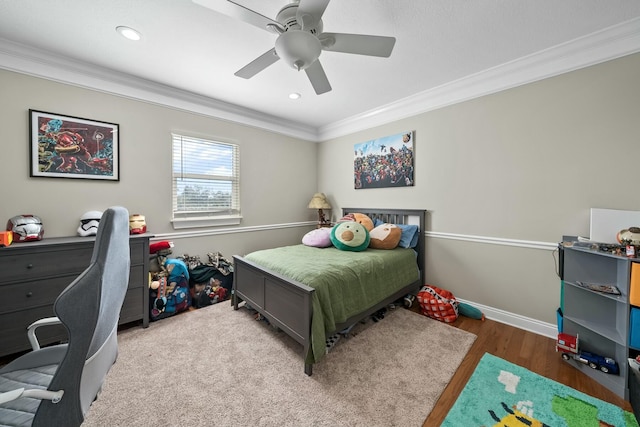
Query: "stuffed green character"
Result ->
[[330, 221, 370, 251]]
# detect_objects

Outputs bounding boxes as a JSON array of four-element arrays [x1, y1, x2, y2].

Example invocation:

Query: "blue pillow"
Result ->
[[396, 224, 419, 248], [374, 219, 419, 248]]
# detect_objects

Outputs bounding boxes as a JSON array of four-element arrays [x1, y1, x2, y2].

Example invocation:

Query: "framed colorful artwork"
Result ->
[[354, 130, 414, 189], [29, 109, 119, 181]]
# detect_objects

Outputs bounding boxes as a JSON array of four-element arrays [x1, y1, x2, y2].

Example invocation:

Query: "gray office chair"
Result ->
[[0, 206, 131, 427]]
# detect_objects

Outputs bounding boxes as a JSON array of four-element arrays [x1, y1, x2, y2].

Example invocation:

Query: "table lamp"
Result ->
[[308, 193, 332, 228]]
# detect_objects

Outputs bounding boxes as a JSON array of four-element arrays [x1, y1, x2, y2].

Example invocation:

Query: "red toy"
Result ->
[[556, 333, 619, 375], [149, 240, 173, 254], [0, 231, 12, 247]]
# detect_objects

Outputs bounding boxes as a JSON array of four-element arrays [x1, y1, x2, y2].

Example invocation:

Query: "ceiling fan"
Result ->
[[192, 0, 396, 95]]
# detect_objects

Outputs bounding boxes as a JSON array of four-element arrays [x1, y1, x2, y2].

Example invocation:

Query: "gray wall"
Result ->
[[318, 53, 640, 324], [0, 68, 318, 258], [2, 53, 639, 327]]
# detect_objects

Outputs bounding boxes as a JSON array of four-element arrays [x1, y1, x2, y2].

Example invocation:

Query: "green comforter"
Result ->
[[244, 244, 420, 364]]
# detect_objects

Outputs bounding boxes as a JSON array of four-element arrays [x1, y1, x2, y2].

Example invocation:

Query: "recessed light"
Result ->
[[116, 26, 141, 41], [289, 93, 301, 100]]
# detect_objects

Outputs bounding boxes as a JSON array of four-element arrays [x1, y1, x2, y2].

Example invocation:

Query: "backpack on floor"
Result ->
[[417, 285, 459, 323], [150, 259, 191, 321]]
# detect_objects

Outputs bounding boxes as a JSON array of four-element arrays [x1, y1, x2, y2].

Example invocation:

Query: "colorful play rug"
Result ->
[[442, 352, 639, 427]]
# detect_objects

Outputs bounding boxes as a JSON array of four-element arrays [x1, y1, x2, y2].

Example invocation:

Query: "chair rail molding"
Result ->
[[426, 231, 557, 251]]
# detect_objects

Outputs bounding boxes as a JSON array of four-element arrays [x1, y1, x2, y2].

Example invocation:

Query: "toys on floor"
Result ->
[[147, 243, 235, 320], [556, 333, 619, 375], [458, 301, 485, 321], [417, 285, 459, 323], [149, 258, 191, 321]]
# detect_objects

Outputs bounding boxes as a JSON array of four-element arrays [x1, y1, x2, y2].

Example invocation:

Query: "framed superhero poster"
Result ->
[[354, 130, 414, 189], [30, 109, 119, 181]]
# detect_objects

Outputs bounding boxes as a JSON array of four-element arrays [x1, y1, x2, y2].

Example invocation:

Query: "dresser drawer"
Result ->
[[0, 234, 151, 357], [1, 263, 145, 315], [120, 287, 145, 324], [0, 275, 74, 315], [0, 247, 92, 283], [128, 264, 144, 289], [129, 240, 148, 265], [0, 307, 68, 356]]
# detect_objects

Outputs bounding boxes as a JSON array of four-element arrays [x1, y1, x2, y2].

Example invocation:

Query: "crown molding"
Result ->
[[0, 38, 317, 141], [317, 17, 640, 140], [1, 17, 639, 143]]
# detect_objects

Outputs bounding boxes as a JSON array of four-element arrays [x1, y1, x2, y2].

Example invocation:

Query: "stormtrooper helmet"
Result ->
[[7, 215, 44, 242], [129, 214, 147, 235], [77, 211, 103, 237]]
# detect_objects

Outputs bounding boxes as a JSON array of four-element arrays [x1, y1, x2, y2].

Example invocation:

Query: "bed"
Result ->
[[231, 208, 426, 375]]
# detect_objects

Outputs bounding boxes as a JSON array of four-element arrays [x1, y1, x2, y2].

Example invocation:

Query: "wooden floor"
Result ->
[[421, 313, 633, 426]]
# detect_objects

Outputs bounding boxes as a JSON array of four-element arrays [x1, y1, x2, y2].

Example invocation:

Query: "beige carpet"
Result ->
[[83, 302, 476, 427]]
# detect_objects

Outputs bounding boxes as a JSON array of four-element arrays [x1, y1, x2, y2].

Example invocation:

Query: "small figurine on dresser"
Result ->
[[77, 210, 103, 236], [6, 215, 44, 242]]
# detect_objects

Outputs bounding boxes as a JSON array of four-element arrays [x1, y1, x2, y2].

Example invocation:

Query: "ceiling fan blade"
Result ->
[[320, 33, 396, 57], [296, 0, 330, 30], [304, 60, 331, 95], [234, 48, 280, 79], [192, 0, 283, 33]]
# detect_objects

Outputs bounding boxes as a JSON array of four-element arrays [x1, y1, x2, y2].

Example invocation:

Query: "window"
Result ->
[[171, 133, 240, 228]]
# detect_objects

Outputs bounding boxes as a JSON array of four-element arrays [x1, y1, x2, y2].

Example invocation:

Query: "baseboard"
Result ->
[[457, 298, 558, 339]]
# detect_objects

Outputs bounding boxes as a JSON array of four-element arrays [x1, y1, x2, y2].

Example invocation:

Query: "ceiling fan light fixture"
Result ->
[[275, 30, 321, 71]]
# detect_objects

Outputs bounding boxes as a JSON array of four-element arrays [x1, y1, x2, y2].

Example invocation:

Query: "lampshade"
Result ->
[[275, 30, 321, 71], [308, 193, 331, 209]]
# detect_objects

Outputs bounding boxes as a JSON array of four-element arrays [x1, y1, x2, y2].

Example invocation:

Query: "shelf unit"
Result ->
[[560, 243, 638, 399]]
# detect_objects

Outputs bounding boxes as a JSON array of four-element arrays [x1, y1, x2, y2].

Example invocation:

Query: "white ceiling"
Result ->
[[1, 0, 640, 141]]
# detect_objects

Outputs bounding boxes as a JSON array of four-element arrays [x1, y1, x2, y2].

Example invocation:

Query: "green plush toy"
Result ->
[[458, 302, 485, 321], [330, 221, 370, 251]]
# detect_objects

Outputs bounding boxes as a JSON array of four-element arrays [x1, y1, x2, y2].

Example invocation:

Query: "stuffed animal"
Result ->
[[165, 258, 189, 281], [458, 302, 485, 321], [336, 213, 374, 231], [369, 223, 401, 249], [336, 213, 356, 222], [150, 240, 174, 254], [352, 213, 374, 231], [330, 221, 370, 251], [302, 227, 333, 248]]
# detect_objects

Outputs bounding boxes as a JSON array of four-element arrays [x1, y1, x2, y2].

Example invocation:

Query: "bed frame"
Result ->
[[232, 208, 426, 375]]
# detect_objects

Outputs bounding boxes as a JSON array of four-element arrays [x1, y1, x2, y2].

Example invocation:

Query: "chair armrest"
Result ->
[[0, 387, 64, 405], [27, 317, 62, 351], [0, 388, 25, 405]]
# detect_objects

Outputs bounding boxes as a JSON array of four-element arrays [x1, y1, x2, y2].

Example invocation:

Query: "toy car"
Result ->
[[556, 333, 619, 375]]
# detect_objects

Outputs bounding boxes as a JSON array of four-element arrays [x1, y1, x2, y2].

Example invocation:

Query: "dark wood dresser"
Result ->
[[0, 234, 150, 357]]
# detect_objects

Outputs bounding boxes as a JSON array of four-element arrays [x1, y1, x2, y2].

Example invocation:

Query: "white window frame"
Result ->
[[171, 133, 241, 229]]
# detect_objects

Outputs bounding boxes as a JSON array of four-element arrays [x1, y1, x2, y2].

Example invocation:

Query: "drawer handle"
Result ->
[[26, 292, 33, 297]]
